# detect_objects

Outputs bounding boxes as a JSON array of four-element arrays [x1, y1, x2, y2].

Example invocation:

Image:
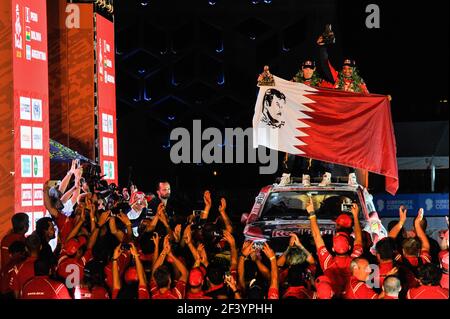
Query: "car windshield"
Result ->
[[260, 190, 362, 220]]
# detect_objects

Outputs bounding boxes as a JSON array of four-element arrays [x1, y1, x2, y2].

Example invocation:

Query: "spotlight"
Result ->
[[141, 1, 149, 6], [208, 0, 217, 5]]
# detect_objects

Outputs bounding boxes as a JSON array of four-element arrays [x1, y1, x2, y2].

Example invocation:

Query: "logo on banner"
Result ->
[[32, 99, 42, 121], [109, 138, 114, 156], [102, 113, 108, 132], [26, 45, 31, 60], [26, 26, 31, 41], [21, 184, 33, 207], [20, 126, 32, 149], [25, 7, 30, 23], [108, 115, 114, 133], [33, 156, 43, 177], [33, 184, 44, 206], [15, 4, 22, 51], [20, 97, 31, 120], [103, 137, 109, 156], [32, 127, 43, 150], [21, 155, 32, 177]]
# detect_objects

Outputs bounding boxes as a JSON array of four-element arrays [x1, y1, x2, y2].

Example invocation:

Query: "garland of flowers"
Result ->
[[336, 67, 365, 92], [293, 70, 322, 86]]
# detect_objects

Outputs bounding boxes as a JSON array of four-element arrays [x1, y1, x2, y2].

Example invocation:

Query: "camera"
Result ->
[[252, 241, 265, 251], [341, 203, 353, 213], [121, 243, 131, 250]]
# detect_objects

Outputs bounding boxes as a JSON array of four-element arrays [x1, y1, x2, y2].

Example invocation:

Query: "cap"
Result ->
[[336, 213, 353, 229], [302, 60, 316, 69], [332, 234, 350, 254], [188, 267, 205, 287], [64, 238, 85, 256], [439, 250, 449, 271], [124, 267, 138, 283], [315, 275, 333, 299], [343, 59, 356, 67]]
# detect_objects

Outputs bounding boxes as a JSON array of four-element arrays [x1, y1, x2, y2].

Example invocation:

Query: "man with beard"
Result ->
[[147, 181, 180, 227]]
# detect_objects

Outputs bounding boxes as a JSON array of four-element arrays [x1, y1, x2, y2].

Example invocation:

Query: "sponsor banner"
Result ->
[[374, 193, 449, 217], [12, 0, 49, 216], [96, 14, 118, 184]]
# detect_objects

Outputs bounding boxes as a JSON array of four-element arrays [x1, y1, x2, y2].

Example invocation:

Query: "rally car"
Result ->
[[241, 179, 387, 254]]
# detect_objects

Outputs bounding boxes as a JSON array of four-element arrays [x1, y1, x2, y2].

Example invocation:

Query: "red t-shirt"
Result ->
[[21, 276, 71, 299], [267, 287, 279, 299], [104, 252, 131, 290], [382, 295, 398, 300], [54, 214, 75, 243], [378, 260, 395, 287], [0, 256, 26, 294], [150, 279, 186, 299], [282, 286, 313, 299], [407, 285, 449, 299], [186, 290, 213, 299], [317, 244, 363, 296], [74, 286, 110, 299], [343, 276, 378, 299], [56, 249, 92, 280], [9, 256, 37, 293], [1, 232, 25, 269]]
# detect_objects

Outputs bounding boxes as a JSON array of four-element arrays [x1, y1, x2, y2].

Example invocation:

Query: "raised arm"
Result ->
[[65, 208, 86, 242], [223, 230, 238, 271], [238, 241, 253, 292], [388, 205, 407, 239], [130, 243, 147, 286], [112, 245, 122, 295], [262, 243, 278, 292], [151, 232, 160, 267], [306, 197, 325, 249], [200, 190, 212, 221], [351, 203, 363, 247], [291, 233, 315, 265], [152, 235, 170, 276], [414, 208, 430, 252], [43, 181, 60, 219], [58, 160, 76, 194], [317, 36, 338, 84], [218, 198, 233, 233]]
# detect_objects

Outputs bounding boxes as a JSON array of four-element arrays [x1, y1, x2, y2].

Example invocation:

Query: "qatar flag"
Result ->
[[253, 76, 399, 195]]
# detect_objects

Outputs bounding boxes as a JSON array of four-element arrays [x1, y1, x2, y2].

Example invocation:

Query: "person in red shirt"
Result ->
[[317, 36, 369, 94], [112, 243, 149, 299], [282, 263, 314, 299], [0, 241, 27, 298], [312, 275, 334, 299], [407, 263, 449, 299], [21, 258, 71, 299], [9, 233, 41, 298], [73, 260, 110, 299], [343, 257, 378, 299], [375, 237, 397, 287], [1, 213, 29, 270], [381, 275, 402, 299], [150, 235, 188, 299], [307, 198, 363, 297], [186, 266, 211, 299], [389, 207, 431, 294]]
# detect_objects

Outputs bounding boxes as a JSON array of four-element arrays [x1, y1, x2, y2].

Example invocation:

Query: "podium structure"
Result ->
[[0, 0, 118, 254]]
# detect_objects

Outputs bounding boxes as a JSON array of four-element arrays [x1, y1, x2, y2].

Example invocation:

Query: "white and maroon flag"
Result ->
[[253, 75, 399, 195]]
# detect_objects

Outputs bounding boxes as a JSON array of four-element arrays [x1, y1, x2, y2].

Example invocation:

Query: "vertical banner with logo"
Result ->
[[96, 14, 118, 186], [12, 0, 49, 234]]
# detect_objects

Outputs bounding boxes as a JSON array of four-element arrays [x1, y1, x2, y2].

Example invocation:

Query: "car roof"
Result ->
[[268, 183, 361, 193]]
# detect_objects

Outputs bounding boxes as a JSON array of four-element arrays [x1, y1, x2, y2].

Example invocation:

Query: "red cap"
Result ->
[[439, 250, 449, 271], [333, 234, 350, 254], [315, 275, 333, 299], [189, 267, 205, 287], [124, 267, 138, 283], [336, 214, 353, 229], [64, 238, 85, 256]]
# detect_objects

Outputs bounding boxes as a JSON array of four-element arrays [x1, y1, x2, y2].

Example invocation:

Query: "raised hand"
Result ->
[[399, 205, 407, 224], [219, 197, 227, 213], [98, 210, 111, 227], [262, 242, 275, 260], [204, 190, 212, 209], [174, 224, 182, 242], [306, 197, 315, 214], [223, 230, 235, 246], [241, 241, 254, 258], [351, 203, 359, 217]]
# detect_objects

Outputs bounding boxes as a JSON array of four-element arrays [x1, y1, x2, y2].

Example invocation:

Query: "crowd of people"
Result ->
[[0, 160, 448, 300]]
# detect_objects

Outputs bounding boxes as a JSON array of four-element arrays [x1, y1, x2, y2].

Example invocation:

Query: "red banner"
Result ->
[[96, 14, 118, 186], [12, 0, 49, 234]]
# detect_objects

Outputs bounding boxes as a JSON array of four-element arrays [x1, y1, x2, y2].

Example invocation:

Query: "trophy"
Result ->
[[321, 24, 335, 45]]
